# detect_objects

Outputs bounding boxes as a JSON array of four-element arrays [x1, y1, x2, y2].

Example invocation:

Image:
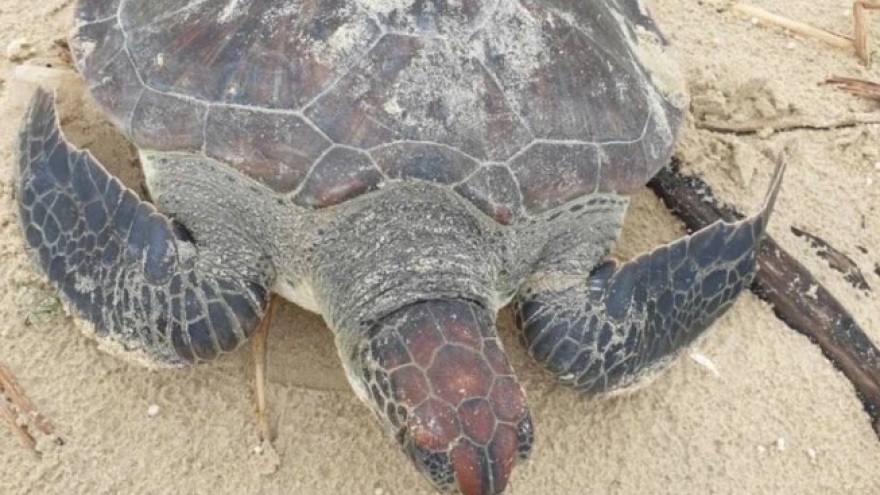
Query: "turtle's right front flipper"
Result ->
[[516, 162, 784, 394], [17, 89, 272, 367]]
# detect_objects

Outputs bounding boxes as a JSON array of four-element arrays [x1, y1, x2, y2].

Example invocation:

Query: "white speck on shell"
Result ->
[[328, 23, 361, 56], [310, 18, 372, 66], [383, 98, 403, 116], [219, 0, 245, 23], [775, 437, 786, 451], [74, 275, 98, 294], [147, 404, 160, 417], [355, 0, 413, 17]]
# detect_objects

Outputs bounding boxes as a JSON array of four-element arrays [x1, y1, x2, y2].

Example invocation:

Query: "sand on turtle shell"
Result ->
[[2, 1, 880, 494]]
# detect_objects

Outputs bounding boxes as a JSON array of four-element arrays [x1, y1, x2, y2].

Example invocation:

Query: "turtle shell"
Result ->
[[72, 0, 686, 224]]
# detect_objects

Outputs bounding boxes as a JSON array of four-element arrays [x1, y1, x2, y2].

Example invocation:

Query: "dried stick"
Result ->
[[0, 362, 55, 451], [647, 160, 880, 438], [697, 113, 880, 134], [790, 226, 871, 292], [0, 392, 34, 450], [732, 3, 853, 50], [732, 2, 880, 65], [854, 1, 880, 66], [826, 76, 880, 101]]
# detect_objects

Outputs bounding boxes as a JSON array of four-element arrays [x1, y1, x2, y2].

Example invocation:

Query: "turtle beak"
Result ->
[[404, 412, 534, 495], [353, 299, 534, 494]]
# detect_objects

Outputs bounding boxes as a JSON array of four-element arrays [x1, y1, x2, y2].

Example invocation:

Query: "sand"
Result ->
[[2, 1, 880, 494]]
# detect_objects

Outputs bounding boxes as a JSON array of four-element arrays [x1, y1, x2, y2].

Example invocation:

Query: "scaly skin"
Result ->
[[515, 161, 785, 395], [353, 299, 533, 494], [17, 89, 271, 366], [16, 1, 784, 493]]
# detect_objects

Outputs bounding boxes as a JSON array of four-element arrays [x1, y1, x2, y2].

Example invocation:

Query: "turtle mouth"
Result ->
[[364, 413, 456, 489], [402, 433, 456, 492], [396, 411, 535, 495]]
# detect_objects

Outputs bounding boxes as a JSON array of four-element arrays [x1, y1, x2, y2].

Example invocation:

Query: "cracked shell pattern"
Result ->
[[73, 0, 685, 218]]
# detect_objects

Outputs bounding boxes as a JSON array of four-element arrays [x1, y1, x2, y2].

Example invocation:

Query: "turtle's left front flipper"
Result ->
[[17, 89, 273, 369], [515, 163, 785, 394]]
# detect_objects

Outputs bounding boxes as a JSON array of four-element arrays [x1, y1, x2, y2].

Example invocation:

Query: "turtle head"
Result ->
[[350, 299, 533, 495]]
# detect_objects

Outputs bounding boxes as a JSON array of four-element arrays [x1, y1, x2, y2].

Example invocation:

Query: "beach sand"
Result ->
[[1, 1, 879, 494]]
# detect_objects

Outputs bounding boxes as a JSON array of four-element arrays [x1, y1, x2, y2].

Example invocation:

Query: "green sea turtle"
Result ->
[[16, 0, 783, 493]]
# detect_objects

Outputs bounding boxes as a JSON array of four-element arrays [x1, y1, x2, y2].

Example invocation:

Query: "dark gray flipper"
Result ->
[[17, 89, 272, 366], [515, 163, 785, 394]]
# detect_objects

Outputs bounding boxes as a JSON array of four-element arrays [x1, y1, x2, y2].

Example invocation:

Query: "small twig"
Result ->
[[790, 226, 871, 292], [696, 113, 880, 134], [732, 3, 853, 50], [732, 2, 880, 66], [826, 76, 880, 101], [854, 1, 880, 66], [648, 159, 880, 439], [0, 393, 34, 450], [0, 362, 54, 451]]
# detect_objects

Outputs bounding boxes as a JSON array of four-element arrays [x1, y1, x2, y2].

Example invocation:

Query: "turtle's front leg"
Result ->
[[18, 89, 274, 425], [514, 163, 785, 394]]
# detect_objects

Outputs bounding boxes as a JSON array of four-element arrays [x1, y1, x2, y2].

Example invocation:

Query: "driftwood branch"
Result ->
[[648, 161, 880, 438]]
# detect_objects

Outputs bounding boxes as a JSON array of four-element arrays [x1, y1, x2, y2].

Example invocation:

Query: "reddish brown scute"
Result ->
[[72, 0, 685, 220], [364, 299, 527, 494]]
